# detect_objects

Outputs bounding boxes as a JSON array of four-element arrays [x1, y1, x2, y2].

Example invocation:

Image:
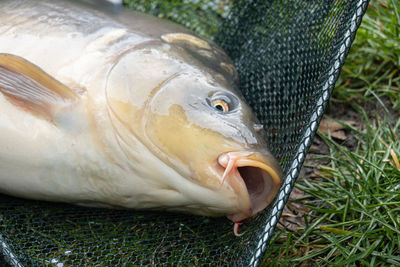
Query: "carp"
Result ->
[[0, 0, 282, 235]]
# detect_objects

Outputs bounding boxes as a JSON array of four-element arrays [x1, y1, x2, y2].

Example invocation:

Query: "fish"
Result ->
[[0, 0, 282, 236]]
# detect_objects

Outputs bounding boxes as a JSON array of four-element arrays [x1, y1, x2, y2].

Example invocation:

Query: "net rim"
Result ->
[[245, 0, 370, 265]]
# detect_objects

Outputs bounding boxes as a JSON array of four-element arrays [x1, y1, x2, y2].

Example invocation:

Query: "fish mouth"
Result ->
[[218, 151, 282, 235]]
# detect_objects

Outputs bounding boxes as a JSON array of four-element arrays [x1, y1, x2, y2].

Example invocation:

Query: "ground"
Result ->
[[262, 1, 400, 265]]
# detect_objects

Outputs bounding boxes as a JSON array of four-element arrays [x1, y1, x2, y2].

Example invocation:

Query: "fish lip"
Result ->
[[218, 151, 282, 222]]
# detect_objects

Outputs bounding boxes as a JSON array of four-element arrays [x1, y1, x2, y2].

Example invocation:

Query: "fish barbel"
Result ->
[[0, 0, 282, 235]]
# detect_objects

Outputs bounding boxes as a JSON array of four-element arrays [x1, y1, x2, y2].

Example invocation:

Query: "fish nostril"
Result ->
[[253, 123, 264, 132]]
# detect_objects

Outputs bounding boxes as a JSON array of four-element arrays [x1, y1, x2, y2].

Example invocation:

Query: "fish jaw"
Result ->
[[218, 151, 282, 225]]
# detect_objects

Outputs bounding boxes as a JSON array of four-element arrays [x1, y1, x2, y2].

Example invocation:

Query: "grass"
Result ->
[[263, 115, 400, 266], [334, 0, 400, 110], [262, 0, 400, 265]]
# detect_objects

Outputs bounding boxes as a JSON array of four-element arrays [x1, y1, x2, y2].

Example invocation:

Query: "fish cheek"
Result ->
[[145, 104, 241, 188]]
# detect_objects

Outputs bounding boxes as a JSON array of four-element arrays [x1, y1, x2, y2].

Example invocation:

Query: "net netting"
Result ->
[[0, 0, 368, 266]]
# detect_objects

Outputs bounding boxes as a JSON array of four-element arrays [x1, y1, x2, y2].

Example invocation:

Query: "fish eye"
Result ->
[[212, 99, 229, 112], [208, 92, 238, 113]]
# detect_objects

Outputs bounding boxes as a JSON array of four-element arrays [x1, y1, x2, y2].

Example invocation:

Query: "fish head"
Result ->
[[105, 34, 282, 223], [143, 70, 282, 222]]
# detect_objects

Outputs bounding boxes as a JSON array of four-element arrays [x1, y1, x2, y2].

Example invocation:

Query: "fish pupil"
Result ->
[[215, 104, 224, 111]]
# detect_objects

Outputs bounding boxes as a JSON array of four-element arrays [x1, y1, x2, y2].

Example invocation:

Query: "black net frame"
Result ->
[[0, 0, 369, 266]]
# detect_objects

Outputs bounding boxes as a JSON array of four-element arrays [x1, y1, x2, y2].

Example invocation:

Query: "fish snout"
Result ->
[[217, 151, 282, 233]]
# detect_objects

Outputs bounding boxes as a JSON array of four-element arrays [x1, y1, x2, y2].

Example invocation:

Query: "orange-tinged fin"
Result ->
[[0, 53, 79, 122]]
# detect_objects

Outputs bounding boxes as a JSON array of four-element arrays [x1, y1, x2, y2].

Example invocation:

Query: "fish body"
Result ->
[[0, 0, 282, 228]]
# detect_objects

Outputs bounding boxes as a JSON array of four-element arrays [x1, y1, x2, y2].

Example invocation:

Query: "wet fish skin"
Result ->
[[0, 0, 282, 223]]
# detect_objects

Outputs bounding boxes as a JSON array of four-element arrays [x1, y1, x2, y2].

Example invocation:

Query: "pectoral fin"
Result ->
[[0, 53, 79, 122]]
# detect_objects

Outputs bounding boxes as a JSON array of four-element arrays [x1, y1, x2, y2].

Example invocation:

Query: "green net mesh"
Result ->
[[0, 0, 368, 266]]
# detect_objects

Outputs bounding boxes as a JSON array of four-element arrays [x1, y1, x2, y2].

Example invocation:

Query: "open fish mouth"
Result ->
[[218, 151, 282, 236]]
